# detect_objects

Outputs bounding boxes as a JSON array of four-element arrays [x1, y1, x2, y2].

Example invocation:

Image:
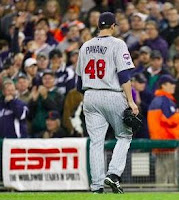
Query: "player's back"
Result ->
[[76, 36, 134, 92]]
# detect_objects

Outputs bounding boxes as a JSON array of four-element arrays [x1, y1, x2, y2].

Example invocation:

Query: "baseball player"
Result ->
[[76, 12, 139, 193]]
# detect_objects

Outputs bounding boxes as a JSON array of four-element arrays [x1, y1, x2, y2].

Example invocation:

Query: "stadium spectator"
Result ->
[[2, 58, 20, 84], [161, 8, 179, 46], [41, 110, 67, 138], [0, 79, 28, 138], [24, 58, 41, 87], [68, 50, 79, 71], [87, 0, 112, 15], [148, 74, 179, 140], [56, 25, 80, 54], [161, 2, 174, 20], [118, 17, 130, 41], [131, 73, 153, 138], [23, 9, 45, 40], [143, 50, 170, 93], [11, 15, 27, 54], [0, 40, 11, 70], [169, 36, 179, 60], [16, 73, 31, 103], [80, 28, 92, 45], [144, 21, 168, 61], [147, 1, 163, 24], [86, 10, 100, 37], [131, 51, 140, 70], [115, 9, 126, 25], [61, 5, 85, 30], [26, 0, 37, 14], [126, 12, 147, 51], [132, 20, 168, 61], [136, 0, 149, 15], [125, 3, 136, 18], [33, 29, 54, 55], [34, 18, 58, 47], [147, 74, 179, 184], [13, 53, 24, 71], [36, 52, 49, 77], [131, 46, 151, 75], [44, 0, 61, 31], [49, 49, 75, 95], [138, 46, 151, 68], [28, 69, 64, 136]]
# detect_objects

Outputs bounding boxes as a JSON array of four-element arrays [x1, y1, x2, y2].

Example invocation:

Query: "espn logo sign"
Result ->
[[10, 148, 79, 170]]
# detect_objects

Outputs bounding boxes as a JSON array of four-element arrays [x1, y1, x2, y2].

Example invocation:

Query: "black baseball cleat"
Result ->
[[92, 188, 104, 194], [104, 174, 124, 194]]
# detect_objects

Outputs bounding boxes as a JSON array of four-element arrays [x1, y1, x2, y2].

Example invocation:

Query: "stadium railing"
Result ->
[[104, 139, 179, 192]]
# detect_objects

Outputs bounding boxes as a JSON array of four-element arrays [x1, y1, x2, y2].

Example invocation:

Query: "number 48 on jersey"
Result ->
[[85, 59, 106, 79]]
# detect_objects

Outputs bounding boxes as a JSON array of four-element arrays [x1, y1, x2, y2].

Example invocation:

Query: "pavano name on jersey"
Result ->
[[86, 45, 107, 55]]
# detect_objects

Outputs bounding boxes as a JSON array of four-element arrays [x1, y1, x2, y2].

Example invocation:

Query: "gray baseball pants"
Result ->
[[83, 89, 132, 191]]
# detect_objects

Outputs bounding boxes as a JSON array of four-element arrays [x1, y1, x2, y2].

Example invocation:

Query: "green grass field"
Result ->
[[0, 192, 179, 200]]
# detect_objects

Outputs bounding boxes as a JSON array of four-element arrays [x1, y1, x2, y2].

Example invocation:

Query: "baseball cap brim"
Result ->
[[158, 75, 177, 86]]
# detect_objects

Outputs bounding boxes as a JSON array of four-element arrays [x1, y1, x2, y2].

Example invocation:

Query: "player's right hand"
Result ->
[[128, 101, 139, 115]]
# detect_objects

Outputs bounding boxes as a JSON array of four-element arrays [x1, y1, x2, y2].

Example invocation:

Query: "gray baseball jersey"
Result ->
[[76, 36, 135, 91]]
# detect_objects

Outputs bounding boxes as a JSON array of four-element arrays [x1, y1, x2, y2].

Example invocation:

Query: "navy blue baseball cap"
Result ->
[[132, 73, 147, 83], [158, 75, 177, 86], [150, 50, 162, 59], [42, 69, 54, 77], [98, 12, 118, 28], [47, 111, 60, 120]]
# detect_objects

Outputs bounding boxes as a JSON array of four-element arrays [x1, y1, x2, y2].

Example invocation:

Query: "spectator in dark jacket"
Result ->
[[131, 46, 151, 75], [36, 52, 49, 77], [1, 57, 20, 84], [143, 50, 170, 93], [34, 18, 58, 47], [131, 73, 153, 138], [28, 69, 64, 135], [161, 8, 179, 47], [148, 74, 179, 140], [42, 110, 67, 138], [0, 79, 28, 138], [49, 49, 76, 95], [16, 73, 31, 104]]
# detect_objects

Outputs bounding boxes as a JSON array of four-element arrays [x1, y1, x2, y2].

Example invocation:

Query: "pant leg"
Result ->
[[102, 92, 132, 177], [107, 136, 132, 176], [83, 92, 109, 191]]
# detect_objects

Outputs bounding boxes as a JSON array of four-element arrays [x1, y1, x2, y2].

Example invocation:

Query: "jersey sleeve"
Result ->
[[115, 41, 135, 72], [76, 48, 82, 76]]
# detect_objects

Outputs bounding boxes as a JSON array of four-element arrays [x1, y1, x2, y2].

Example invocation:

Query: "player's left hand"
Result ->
[[128, 101, 139, 115]]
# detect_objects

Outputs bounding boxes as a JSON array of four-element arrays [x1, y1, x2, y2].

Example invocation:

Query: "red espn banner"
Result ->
[[3, 138, 89, 191]]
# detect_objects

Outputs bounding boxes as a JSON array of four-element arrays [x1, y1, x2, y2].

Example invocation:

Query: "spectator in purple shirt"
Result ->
[[0, 79, 28, 138], [144, 21, 168, 61]]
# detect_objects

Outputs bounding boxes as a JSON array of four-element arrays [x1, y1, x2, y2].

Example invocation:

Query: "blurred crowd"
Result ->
[[0, 0, 179, 140]]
